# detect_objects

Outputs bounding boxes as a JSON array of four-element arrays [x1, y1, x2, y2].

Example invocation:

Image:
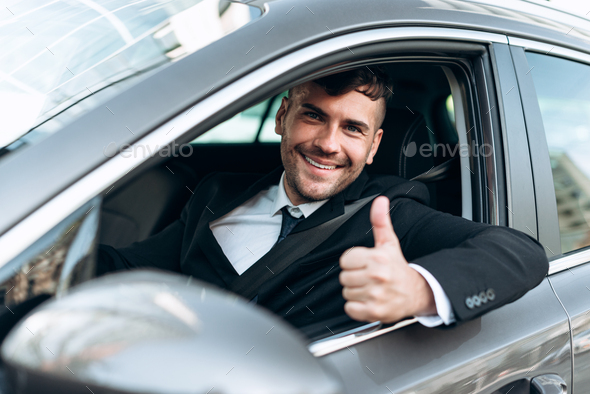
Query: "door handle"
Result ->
[[530, 374, 567, 394]]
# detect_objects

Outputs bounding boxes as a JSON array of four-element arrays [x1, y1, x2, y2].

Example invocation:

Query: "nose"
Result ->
[[313, 122, 341, 155]]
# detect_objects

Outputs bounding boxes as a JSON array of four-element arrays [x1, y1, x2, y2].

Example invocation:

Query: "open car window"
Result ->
[[96, 59, 471, 341]]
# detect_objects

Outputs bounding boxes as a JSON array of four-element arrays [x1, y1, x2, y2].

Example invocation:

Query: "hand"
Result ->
[[339, 196, 436, 323]]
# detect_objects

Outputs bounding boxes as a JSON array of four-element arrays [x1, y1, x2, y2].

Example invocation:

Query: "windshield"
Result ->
[[0, 0, 261, 157]]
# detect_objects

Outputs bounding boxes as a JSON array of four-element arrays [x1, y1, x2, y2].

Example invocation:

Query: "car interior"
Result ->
[[93, 60, 467, 339], [98, 61, 463, 251], [96, 60, 465, 337]]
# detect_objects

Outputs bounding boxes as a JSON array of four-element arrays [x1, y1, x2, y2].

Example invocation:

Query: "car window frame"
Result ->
[[486, 43, 539, 240], [0, 26, 508, 271], [508, 36, 590, 274]]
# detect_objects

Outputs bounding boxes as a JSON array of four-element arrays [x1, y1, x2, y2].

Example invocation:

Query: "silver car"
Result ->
[[1, 0, 590, 393]]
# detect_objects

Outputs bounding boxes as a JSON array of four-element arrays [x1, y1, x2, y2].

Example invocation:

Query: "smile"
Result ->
[[304, 155, 337, 170]]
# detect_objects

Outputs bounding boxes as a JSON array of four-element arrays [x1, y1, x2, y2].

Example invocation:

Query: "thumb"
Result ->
[[370, 196, 399, 248]]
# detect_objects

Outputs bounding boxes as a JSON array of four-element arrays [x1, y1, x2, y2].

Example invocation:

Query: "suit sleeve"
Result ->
[[391, 189, 549, 323], [95, 173, 216, 276]]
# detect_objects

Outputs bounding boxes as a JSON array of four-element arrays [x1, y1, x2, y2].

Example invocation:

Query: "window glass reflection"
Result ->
[[0, 0, 261, 157], [526, 52, 590, 253]]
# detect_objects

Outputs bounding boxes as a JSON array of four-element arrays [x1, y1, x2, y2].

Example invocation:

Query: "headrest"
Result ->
[[367, 107, 435, 179]]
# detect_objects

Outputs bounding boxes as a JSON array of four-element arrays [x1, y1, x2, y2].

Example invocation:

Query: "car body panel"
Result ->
[[318, 280, 570, 394], [508, 44, 562, 257], [550, 268, 590, 392], [490, 43, 537, 238]]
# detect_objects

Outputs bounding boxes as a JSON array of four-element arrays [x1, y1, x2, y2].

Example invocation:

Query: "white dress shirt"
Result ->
[[210, 172, 455, 327]]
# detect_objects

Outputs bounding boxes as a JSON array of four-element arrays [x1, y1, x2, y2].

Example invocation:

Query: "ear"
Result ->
[[275, 97, 289, 136], [365, 128, 383, 165]]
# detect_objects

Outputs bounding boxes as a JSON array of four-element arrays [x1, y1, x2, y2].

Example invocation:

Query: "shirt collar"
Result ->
[[271, 172, 329, 218]]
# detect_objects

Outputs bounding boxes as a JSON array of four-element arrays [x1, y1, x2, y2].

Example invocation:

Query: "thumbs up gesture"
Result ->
[[339, 196, 437, 323]]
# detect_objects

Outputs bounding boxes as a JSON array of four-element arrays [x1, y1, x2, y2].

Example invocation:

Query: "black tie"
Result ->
[[276, 206, 305, 244], [250, 207, 304, 305]]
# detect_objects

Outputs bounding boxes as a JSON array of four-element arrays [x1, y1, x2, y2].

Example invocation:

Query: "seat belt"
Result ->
[[229, 194, 379, 300], [410, 156, 458, 183]]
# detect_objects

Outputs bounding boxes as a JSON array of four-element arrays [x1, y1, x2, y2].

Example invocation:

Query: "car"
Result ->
[[0, 0, 590, 392]]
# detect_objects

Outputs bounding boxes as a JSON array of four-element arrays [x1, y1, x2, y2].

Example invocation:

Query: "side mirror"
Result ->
[[2, 270, 343, 394]]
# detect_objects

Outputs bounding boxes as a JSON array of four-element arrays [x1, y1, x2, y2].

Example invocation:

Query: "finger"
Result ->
[[339, 270, 370, 288], [339, 246, 369, 270], [370, 196, 400, 248], [344, 301, 376, 322], [342, 285, 371, 302]]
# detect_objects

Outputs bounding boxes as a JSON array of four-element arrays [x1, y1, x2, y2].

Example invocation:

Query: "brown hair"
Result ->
[[310, 66, 392, 102], [288, 66, 392, 129]]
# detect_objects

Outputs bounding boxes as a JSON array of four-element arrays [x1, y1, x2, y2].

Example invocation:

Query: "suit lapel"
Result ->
[[204, 166, 285, 223], [195, 166, 284, 285]]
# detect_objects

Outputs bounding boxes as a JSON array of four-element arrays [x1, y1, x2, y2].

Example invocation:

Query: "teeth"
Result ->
[[305, 156, 336, 170]]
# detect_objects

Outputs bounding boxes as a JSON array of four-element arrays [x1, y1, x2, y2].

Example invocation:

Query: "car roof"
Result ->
[[1, 0, 589, 237], [246, 0, 590, 50]]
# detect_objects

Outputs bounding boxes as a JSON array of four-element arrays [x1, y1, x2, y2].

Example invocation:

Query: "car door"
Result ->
[[510, 37, 590, 393], [0, 6, 573, 394], [302, 40, 571, 394]]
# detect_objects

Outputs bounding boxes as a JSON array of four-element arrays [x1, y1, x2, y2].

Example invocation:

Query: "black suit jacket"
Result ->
[[97, 166, 548, 334]]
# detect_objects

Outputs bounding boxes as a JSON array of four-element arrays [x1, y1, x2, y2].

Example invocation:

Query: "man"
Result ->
[[97, 67, 548, 335]]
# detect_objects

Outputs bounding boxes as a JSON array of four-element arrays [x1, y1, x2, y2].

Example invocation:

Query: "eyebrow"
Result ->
[[301, 103, 370, 131]]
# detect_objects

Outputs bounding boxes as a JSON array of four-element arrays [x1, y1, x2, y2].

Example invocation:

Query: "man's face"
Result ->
[[275, 81, 384, 205]]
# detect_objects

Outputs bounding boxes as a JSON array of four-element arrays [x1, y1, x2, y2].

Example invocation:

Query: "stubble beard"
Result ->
[[280, 139, 368, 204]]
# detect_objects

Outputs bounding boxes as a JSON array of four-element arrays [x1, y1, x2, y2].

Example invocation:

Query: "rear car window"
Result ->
[[526, 52, 590, 254]]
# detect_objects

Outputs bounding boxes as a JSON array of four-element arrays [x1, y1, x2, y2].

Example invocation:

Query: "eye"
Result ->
[[305, 112, 320, 120], [346, 125, 360, 133]]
